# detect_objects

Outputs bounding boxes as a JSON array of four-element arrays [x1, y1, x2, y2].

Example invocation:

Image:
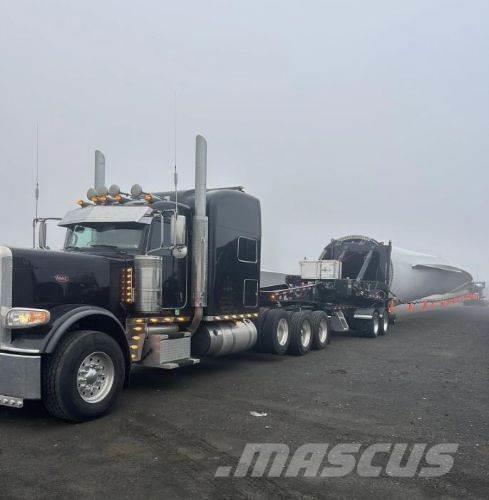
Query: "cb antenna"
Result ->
[[35, 122, 40, 219], [173, 90, 178, 215]]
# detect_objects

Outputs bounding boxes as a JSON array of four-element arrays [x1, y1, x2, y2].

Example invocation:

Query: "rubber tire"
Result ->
[[363, 311, 380, 338], [289, 311, 313, 356], [42, 330, 125, 422], [310, 311, 329, 350], [261, 309, 291, 355], [379, 310, 389, 335]]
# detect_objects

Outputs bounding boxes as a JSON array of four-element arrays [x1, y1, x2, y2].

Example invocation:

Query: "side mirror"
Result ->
[[170, 214, 186, 246], [170, 214, 187, 259], [33, 217, 63, 249]]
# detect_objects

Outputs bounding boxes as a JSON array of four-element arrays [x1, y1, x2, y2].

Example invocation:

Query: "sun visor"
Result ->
[[58, 205, 153, 226]]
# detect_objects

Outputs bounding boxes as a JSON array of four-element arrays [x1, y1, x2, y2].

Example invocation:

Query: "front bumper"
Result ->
[[0, 352, 41, 406]]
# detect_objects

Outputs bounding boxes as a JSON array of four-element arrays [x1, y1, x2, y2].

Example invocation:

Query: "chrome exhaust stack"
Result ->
[[94, 150, 106, 191], [190, 135, 208, 334]]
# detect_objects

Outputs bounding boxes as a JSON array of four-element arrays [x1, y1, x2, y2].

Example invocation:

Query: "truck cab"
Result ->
[[0, 136, 261, 421]]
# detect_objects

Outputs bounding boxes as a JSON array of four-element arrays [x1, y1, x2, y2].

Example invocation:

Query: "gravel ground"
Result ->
[[0, 304, 488, 499]]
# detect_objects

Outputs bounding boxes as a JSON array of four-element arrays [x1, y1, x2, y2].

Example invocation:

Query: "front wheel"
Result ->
[[42, 330, 125, 422]]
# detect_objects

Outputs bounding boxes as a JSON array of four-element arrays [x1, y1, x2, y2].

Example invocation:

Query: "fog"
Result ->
[[1, 1, 488, 279]]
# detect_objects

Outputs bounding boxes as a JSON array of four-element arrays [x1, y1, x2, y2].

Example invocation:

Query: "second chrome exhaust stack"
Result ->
[[190, 135, 208, 333]]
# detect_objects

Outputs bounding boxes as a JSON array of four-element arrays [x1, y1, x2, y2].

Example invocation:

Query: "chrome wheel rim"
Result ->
[[372, 316, 379, 336], [277, 318, 289, 346], [382, 314, 389, 333], [77, 351, 115, 403], [318, 319, 328, 343], [301, 320, 312, 347]]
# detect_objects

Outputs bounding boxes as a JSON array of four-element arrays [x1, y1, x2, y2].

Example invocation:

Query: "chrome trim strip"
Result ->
[[203, 313, 259, 321], [0, 352, 41, 359], [0, 346, 40, 354]]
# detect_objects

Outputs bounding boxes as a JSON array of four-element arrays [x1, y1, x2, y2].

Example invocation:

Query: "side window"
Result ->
[[72, 226, 94, 247], [149, 219, 172, 251], [149, 219, 163, 251], [243, 279, 258, 307], [237, 237, 257, 263]]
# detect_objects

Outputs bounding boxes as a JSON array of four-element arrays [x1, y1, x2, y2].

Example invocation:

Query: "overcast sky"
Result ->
[[0, 0, 488, 278]]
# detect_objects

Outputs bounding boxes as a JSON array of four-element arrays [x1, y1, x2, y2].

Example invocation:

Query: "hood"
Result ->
[[9, 248, 129, 316]]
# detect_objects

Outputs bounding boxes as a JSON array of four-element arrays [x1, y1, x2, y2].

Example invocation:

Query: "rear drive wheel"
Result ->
[[260, 309, 291, 355], [42, 330, 125, 422], [310, 311, 329, 350], [379, 310, 389, 335], [289, 311, 313, 355], [363, 311, 380, 338]]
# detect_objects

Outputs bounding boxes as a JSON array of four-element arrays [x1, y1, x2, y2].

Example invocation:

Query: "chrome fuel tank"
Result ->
[[192, 319, 257, 356]]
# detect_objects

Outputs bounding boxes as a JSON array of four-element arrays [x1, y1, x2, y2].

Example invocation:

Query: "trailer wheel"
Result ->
[[261, 309, 291, 355], [289, 312, 313, 355], [310, 311, 329, 350], [379, 310, 389, 335], [363, 311, 380, 338], [42, 330, 125, 422]]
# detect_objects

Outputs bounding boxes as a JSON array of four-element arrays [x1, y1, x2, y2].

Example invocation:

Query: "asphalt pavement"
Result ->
[[0, 304, 488, 499]]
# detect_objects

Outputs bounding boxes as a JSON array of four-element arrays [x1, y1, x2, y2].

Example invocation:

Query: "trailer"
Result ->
[[255, 233, 476, 348], [0, 135, 475, 421], [257, 242, 394, 353]]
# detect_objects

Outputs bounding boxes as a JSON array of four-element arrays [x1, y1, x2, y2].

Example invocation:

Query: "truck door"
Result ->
[[148, 218, 188, 310]]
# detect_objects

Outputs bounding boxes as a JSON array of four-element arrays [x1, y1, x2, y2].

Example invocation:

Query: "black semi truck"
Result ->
[[0, 136, 391, 421]]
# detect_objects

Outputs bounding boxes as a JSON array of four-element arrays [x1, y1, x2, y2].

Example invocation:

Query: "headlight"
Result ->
[[5, 308, 51, 329]]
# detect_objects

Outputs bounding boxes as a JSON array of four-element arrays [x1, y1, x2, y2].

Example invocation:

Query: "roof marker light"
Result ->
[[86, 187, 98, 202], [108, 184, 121, 197]]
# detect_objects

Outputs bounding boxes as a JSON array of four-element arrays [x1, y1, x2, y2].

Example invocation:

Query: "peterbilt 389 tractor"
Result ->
[[0, 135, 396, 421]]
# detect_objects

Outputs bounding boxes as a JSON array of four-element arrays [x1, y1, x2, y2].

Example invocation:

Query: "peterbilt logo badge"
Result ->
[[55, 274, 70, 284]]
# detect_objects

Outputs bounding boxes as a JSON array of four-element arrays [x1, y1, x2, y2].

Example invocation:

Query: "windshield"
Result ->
[[64, 223, 146, 252]]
